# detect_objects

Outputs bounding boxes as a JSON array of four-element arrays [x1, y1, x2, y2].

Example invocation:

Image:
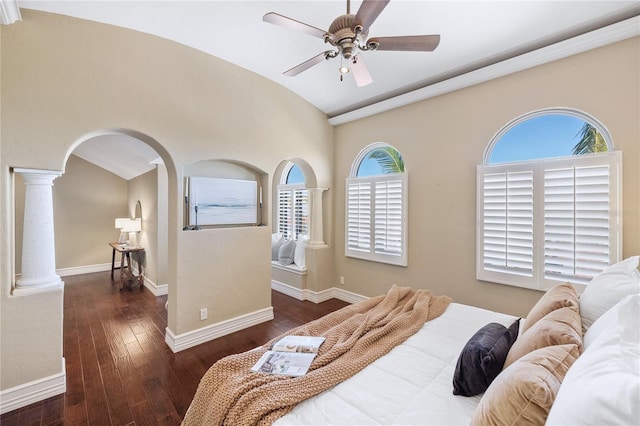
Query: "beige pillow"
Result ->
[[522, 282, 579, 334], [471, 344, 581, 426], [504, 306, 582, 369]]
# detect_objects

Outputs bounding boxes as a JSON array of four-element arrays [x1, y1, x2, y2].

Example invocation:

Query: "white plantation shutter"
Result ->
[[544, 161, 613, 285], [278, 188, 293, 239], [482, 170, 534, 278], [293, 188, 309, 239], [278, 184, 309, 240], [346, 174, 407, 266], [374, 179, 404, 257], [347, 180, 372, 253], [477, 152, 621, 290]]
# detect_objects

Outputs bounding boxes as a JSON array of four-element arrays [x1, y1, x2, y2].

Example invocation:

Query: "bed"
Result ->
[[183, 256, 640, 425]]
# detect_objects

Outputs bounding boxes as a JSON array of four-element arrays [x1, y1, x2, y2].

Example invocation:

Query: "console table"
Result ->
[[109, 242, 145, 290]]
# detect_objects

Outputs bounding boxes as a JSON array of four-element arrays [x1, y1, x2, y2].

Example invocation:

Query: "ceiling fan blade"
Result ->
[[354, 0, 390, 33], [368, 35, 441, 51], [263, 12, 327, 39], [350, 55, 373, 87], [283, 51, 333, 77]]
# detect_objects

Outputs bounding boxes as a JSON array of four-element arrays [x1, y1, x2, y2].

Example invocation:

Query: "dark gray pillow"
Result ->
[[278, 239, 296, 265], [452, 319, 520, 396]]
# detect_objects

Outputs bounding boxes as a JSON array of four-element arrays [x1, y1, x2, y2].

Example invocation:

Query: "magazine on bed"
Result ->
[[251, 336, 325, 377]]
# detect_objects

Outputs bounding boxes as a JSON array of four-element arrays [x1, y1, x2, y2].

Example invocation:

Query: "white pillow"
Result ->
[[294, 237, 308, 269], [271, 233, 283, 244], [271, 237, 284, 261], [278, 239, 296, 265], [584, 293, 640, 350], [583, 297, 617, 350], [579, 256, 640, 333], [547, 294, 640, 425]]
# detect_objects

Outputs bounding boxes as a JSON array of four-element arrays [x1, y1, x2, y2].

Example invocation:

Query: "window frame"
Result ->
[[345, 143, 408, 267], [483, 107, 614, 163], [477, 109, 621, 291], [277, 162, 309, 241]]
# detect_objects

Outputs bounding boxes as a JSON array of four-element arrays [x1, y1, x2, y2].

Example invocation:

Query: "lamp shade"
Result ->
[[115, 217, 129, 229], [121, 218, 141, 233]]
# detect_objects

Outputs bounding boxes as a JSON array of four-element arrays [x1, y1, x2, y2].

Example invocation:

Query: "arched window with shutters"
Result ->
[[477, 108, 622, 290], [277, 162, 309, 241], [346, 142, 407, 266]]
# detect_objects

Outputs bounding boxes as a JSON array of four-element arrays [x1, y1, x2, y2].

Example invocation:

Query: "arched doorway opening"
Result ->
[[57, 129, 177, 298]]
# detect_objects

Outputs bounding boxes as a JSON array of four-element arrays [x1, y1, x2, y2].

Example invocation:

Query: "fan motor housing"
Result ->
[[329, 14, 355, 40], [328, 14, 368, 59]]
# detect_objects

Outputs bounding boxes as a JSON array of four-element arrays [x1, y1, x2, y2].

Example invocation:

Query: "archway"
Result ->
[[63, 128, 178, 311]]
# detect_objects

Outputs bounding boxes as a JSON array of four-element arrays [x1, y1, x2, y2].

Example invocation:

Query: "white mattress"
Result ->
[[275, 302, 518, 425]]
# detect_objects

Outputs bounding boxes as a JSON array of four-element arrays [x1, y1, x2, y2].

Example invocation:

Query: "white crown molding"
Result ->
[[0, 359, 66, 415], [0, 0, 21, 25], [165, 307, 274, 353], [329, 16, 640, 126]]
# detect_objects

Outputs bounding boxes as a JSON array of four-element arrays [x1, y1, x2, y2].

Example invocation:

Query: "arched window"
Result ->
[[486, 111, 610, 164], [277, 163, 308, 240], [346, 143, 407, 266], [477, 108, 621, 290]]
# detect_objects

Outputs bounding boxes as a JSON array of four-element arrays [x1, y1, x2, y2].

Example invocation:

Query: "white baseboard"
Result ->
[[165, 307, 274, 353], [331, 287, 369, 304], [54, 263, 168, 296], [56, 263, 113, 277], [142, 277, 168, 296], [0, 358, 66, 415], [271, 280, 368, 304]]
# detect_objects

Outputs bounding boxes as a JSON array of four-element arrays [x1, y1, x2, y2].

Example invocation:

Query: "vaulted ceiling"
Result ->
[[9, 1, 640, 179]]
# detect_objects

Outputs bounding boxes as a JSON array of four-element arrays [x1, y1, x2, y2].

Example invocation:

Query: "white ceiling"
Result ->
[[72, 134, 161, 181], [13, 0, 640, 179]]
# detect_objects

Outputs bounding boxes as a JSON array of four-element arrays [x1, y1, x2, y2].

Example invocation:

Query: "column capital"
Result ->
[[13, 168, 62, 176], [14, 168, 62, 185]]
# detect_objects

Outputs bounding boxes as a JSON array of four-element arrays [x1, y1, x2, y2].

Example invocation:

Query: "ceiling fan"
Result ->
[[263, 0, 440, 87]]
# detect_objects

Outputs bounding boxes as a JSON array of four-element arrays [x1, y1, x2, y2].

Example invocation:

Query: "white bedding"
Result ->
[[275, 302, 518, 425]]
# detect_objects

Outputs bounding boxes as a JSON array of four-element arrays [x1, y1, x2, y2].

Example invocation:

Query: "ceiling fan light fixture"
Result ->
[[265, 0, 439, 85], [339, 57, 350, 82]]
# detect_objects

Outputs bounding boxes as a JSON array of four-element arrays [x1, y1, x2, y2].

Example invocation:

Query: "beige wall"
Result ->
[[1, 7, 637, 398], [14, 155, 159, 283], [156, 163, 169, 286], [56, 156, 130, 269], [14, 155, 129, 273], [128, 169, 159, 286], [1, 10, 333, 391], [333, 37, 640, 317], [177, 225, 272, 333]]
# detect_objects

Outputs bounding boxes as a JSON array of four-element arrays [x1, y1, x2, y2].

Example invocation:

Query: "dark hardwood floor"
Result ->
[[0, 271, 349, 425]]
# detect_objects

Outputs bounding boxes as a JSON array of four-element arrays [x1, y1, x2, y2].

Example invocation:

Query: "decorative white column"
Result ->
[[14, 168, 63, 295], [307, 187, 328, 248]]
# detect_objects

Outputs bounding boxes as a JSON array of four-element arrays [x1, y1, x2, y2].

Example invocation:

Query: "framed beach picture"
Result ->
[[187, 176, 258, 227]]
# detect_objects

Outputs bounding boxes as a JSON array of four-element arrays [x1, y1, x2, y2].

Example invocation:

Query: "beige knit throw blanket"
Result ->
[[182, 285, 451, 426]]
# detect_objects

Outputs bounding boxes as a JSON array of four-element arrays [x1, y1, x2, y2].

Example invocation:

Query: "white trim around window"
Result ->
[[346, 173, 408, 266], [277, 183, 309, 241], [477, 151, 622, 291]]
